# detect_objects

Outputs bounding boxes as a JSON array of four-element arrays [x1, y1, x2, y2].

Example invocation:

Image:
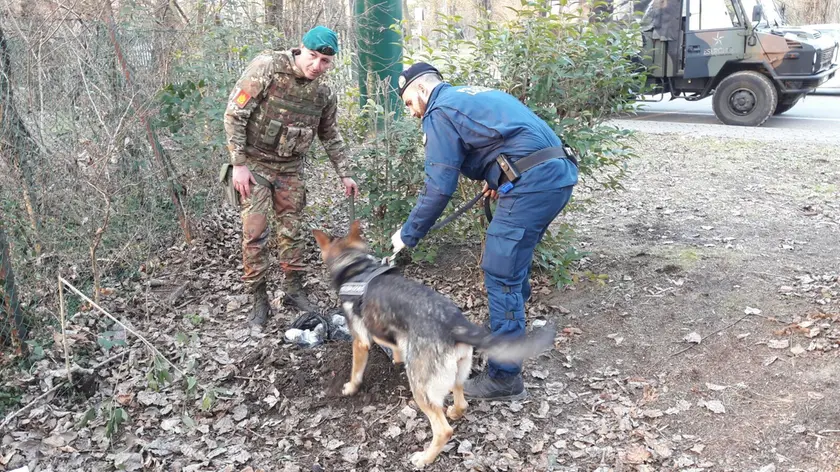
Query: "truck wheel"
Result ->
[[712, 71, 778, 126], [773, 93, 804, 115]]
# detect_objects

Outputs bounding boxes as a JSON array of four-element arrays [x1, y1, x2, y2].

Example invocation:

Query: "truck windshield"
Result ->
[[742, 0, 784, 27]]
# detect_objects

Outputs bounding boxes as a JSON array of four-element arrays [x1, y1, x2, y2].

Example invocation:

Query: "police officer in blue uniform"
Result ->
[[390, 62, 579, 400]]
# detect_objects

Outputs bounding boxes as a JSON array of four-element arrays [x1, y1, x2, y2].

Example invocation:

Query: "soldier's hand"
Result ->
[[482, 183, 499, 201], [342, 177, 359, 197], [233, 165, 257, 199]]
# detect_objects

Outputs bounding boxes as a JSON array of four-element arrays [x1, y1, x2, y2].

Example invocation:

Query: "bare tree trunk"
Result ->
[[820, 0, 838, 22], [265, 0, 275, 26], [265, 0, 283, 26], [170, 0, 190, 24], [0, 226, 27, 349], [196, 0, 207, 24], [279, 0, 286, 28], [102, 2, 193, 244], [0, 24, 43, 258], [347, 0, 355, 39], [88, 184, 112, 304]]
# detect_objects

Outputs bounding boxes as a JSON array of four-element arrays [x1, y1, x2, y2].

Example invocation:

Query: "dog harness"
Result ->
[[337, 256, 398, 314]]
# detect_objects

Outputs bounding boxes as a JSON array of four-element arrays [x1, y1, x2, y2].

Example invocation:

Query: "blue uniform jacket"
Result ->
[[400, 83, 579, 247]]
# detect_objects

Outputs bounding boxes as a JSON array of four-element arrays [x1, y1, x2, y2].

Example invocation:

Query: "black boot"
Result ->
[[283, 271, 317, 313], [248, 282, 271, 328], [463, 371, 527, 401]]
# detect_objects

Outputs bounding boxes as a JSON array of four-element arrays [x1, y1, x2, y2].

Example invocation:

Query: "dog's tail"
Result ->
[[451, 322, 556, 363]]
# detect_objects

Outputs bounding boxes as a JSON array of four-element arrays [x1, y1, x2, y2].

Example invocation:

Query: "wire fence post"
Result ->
[[1, 227, 27, 354]]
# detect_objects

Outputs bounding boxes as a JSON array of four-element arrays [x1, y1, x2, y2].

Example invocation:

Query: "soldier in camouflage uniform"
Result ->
[[224, 26, 358, 328]]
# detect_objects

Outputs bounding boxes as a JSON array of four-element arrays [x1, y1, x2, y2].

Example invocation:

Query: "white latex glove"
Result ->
[[391, 227, 406, 254]]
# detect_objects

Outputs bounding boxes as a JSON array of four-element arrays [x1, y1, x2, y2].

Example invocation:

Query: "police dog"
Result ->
[[313, 221, 555, 468]]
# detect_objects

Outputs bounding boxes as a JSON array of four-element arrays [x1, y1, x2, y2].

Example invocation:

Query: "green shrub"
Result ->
[[154, 24, 284, 181], [350, 2, 643, 283]]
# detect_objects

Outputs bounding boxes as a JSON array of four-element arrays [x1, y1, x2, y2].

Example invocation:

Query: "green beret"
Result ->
[[302, 26, 339, 55]]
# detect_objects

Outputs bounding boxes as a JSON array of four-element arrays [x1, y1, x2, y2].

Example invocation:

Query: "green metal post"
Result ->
[[355, 0, 403, 115]]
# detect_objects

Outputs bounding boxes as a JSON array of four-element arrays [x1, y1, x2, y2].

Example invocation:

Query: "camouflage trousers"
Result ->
[[240, 169, 307, 291]]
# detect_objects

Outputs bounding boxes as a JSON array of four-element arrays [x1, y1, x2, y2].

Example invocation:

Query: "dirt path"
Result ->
[[2, 132, 838, 472], [548, 134, 840, 471]]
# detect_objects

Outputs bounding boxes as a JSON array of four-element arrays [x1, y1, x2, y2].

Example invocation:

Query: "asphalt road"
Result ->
[[627, 88, 840, 131]]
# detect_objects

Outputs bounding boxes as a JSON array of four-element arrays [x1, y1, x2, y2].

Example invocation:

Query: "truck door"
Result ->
[[683, 0, 747, 79]]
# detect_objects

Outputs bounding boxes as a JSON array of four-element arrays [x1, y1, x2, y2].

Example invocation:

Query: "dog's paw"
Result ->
[[410, 451, 431, 469], [342, 382, 359, 396], [446, 405, 464, 420]]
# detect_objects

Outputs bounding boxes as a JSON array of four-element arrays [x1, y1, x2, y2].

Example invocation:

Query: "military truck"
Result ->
[[637, 0, 839, 126]]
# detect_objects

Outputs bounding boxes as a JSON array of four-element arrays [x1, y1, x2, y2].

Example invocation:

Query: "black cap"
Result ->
[[398, 62, 441, 98]]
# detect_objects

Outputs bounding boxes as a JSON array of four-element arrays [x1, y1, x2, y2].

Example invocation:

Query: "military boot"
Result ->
[[283, 271, 317, 313], [249, 282, 271, 328]]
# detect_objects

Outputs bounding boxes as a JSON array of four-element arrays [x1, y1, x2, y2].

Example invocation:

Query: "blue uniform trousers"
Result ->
[[481, 168, 574, 378]]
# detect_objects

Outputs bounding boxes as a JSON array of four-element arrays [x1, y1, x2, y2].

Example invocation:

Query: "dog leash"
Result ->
[[429, 189, 488, 231], [348, 184, 492, 266], [381, 189, 491, 266]]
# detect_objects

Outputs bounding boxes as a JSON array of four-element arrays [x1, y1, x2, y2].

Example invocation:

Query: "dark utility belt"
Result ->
[[497, 145, 579, 192]]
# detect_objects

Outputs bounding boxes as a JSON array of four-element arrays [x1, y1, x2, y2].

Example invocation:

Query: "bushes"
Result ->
[[1, 0, 643, 306], [404, 2, 643, 185], [350, 2, 644, 283], [155, 24, 284, 180], [151, 1, 645, 287]]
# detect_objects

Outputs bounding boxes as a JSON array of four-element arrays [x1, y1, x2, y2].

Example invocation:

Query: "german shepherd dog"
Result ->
[[313, 222, 556, 468]]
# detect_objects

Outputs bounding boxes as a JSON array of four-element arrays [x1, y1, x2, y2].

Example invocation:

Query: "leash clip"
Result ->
[[382, 252, 399, 267]]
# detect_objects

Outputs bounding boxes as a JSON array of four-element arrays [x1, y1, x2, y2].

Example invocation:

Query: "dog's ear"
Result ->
[[312, 229, 332, 251], [348, 220, 362, 243]]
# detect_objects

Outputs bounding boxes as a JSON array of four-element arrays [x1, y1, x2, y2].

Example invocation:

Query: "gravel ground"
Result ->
[[607, 119, 840, 143]]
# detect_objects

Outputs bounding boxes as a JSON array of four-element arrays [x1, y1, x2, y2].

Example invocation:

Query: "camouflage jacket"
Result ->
[[223, 49, 353, 177]]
